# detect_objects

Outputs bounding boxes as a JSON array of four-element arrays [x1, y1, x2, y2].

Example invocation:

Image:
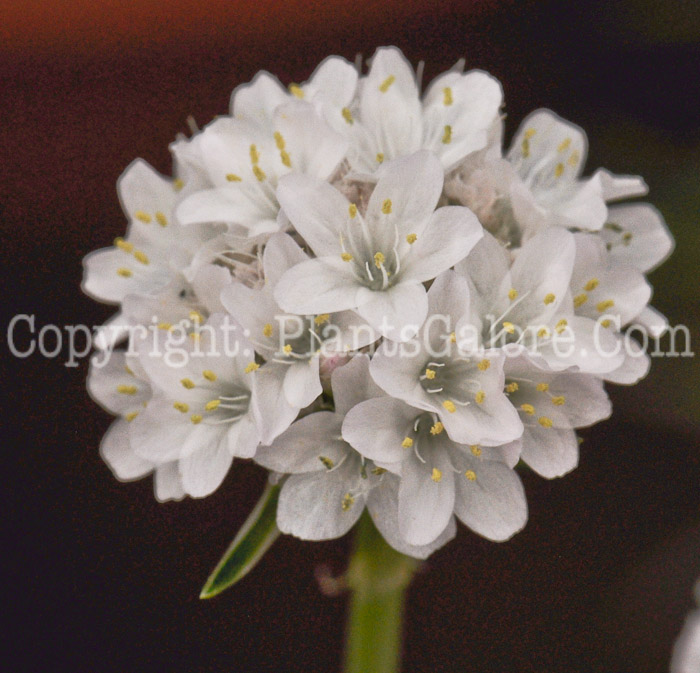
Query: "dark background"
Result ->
[[2, 1, 700, 671]]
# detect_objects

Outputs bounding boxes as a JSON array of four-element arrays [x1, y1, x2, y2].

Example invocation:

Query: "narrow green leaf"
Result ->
[[200, 482, 281, 599]]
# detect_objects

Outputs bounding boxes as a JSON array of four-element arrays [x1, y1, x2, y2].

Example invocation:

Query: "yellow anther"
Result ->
[[173, 401, 189, 413], [521, 138, 530, 158], [348, 203, 358, 219], [205, 399, 221, 412], [449, 332, 457, 343], [554, 162, 565, 178], [376, 153, 384, 164], [379, 75, 395, 92], [557, 137, 571, 152], [372, 467, 387, 476], [319, 456, 334, 469], [202, 370, 217, 382], [341, 493, 355, 511], [443, 400, 457, 413], [508, 288, 518, 301], [157, 322, 172, 331], [117, 267, 132, 278], [155, 211, 168, 227], [190, 414, 203, 424], [374, 251, 386, 268], [505, 382, 519, 393], [124, 365, 133, 375], [282, 344, 292, 355], [189, 310, 204, 324], [190, 333, 201, 342], [430, 422, 444, 435], [465, 470, 477, 482], [425, 368, 436, 380], [249, 144, 260, 164], [502, 321, 515, 334], [226, 173, 242, 182], [402, 437, 414, 449], [262, 323, 273, 337], [134, 210, 151, 223], [252, 165, 266, 182], [341, 107, 354, 125], [431, 468, 443, 483], [443, 86, 453, 106], [125, 411, 139, 422], [173, 178, 184, 191], [406, 233, 417, 244], [574, 293, 588, 308], [601, 319, 611, 328], [536, 382, 549, 392], [470, 445, 482, 457], [477, 359, 491, 371], [568, 150, 580, 166], [245, 361, 260, 374], [524, 128, 536, 139], [181, 378, 196, 390], [341, 252, 353, 262], [622, 232, 633, 244], [442, 125, 452, 144], [475, 391, 485, 404], [133, 250, 149, 265], [552, 396, 566, 406], [520, 403, 535, 416], [538, 416, 553, 428], [114, 237, 134, 252], [279, 150, 292, 167], [289, 83, 304, 99], [596, 299, 615, 313], [381, 199, 392, 214], [584, 278, 599, 291], [543, 293, 555, 305], [273, 131, 286, 150], [537, 327, 550, 338], [314, 314, 330, 326], [555, 319, 568, 334]]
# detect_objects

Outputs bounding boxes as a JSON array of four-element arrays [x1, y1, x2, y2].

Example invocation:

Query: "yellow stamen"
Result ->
[[538, 416, 553, 428], [260, 323, 273, 338], [537, 327, 550, 338], [555, 319, 568, 334], [568, 150, 580, 166], [430, 422, 444, 435], [202, 370, 217, 382], [465, 470, 477, 482], [536, 382, 549, 392], [341, 107, 353, 124], [554, 162, 565, 178], [584, 278, 599, 291], [134, 210, 151, 223], [508, 288, 518, 301], [173, 178, 184, 191], [372, 467, 387, 476], [601, 319, 611, 328], [443, 87, 453, 106], [181, 378, 195, 389], [520, 403, 535, 415], [376, 152, 384, 164], [524, 128, 536, 139], [477, 359, 490, 371], [279, 150, 292, 167], [244, 362, 259, 374], [125, 411, 139, 422], [319, 456, 334, 469], [443, 400, 456, 413], [557, 137, 571, 152], [381, 199, 392, 214], [406, 233, 417, 244], [543, 293, 555, 305], [116, 268, 132, 278], [283, 344, 293, 355], [189, 310, 204, 324], [249, 144, 260, 164], [424, 368, 436, 380], [503, 321, 515, 334], [133, 250, 149, 265], [155, 211, 168, 227], [505, 382, 519, 393], [597, 299, 615, 313], [157, 322, 172, 331], [341, 252, 353, 262], [289, 83, 304, 98], [431, 468, 443, 483], [341, 493, 355, 511], [314, 314, 330, 326], [379, 75, 395, 92], [374, 252, 386, 268], [574, 293, 588, 308], [442, 125, 452, 144], [348, 203, 358, 218], [226, 173, 242, 182], [551, 396, 565, 406], [205, 399, 221, 412], [173, 401, 189, 413], [449, 332, 457, 343], [521, 138, 530, 158], [273, 132, 286, 150], [114, 237, 133, 252], [252, 165, 266, 182], [475, 391, 485, 404], [402, 437, 414, 448], [470, 445, 482, 457], [190, 414, 203, 425]]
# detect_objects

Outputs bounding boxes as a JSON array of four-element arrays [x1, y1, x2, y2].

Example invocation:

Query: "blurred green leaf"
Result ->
[[200, 482, 281, 599]]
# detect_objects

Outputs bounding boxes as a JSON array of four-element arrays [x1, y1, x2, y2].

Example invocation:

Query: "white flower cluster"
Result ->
[[83, 47, 673, 558]]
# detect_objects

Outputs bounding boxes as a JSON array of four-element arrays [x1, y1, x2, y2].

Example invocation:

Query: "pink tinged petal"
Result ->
[[100, 419, 154, 481], [594, 168, 648, 202], [342, 398, 418, 464], [274, 257, 365, 315], [179, 434, 234, 498], [452, 451, 528, 540], [276, 174, 350, 256], [254, 411, 347, 474], [250, 364, 300, 444], [262, 232, 308, 288], [367, 474, 457, 560], [398, 448, 456, 546], [230, 70, 288, 123], [520, 425, 579, 479], [277, 461, 365, 540], [401, 206, 484, 284], [356, 282, 428, 342], [154, 462, 185, 502], [284, 358, 322, 409], [331, 354, 385, 415]]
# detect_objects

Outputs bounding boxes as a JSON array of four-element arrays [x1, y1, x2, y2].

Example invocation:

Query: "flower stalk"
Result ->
[[343, 512, 418, 673]]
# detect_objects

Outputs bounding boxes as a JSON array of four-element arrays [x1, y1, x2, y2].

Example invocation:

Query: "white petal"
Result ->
[[284, 358, 322, 408], [262, 232, 308, 288], [87, 351, 150, 415], [355, 282, 428, 342], [331, 353, 385, 415], [594, 168, 648, 201], [154, 462, 186, 502], [191, 264, 232, 314], [520, 424, 579, 478], [100, 419, 154, 481], [179, 434, 234, 498], [129, 397, 196, 462], [306, 55, 358, 110], [230, 71, 288, 124], [603, 336, 651, 385], [250, 363, 301, 444]]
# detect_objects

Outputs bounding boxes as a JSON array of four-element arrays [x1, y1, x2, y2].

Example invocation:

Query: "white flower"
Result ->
[[274, 151, 483, 341], [369, 271, 523, 446], [174, 101, 348, 237], [221, 232, 377, 409], [672, 580, 700, 673], [348, 46, 503, 174]]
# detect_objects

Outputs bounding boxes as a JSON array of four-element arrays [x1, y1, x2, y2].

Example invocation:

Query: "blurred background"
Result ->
[[2, 1, 699, 671]]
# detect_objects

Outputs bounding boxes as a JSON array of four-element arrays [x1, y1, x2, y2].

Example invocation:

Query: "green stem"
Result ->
[[343, 512, 419, 673]]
